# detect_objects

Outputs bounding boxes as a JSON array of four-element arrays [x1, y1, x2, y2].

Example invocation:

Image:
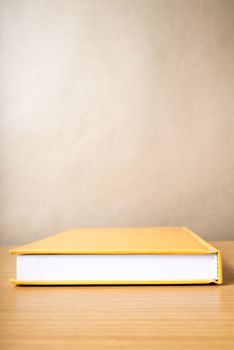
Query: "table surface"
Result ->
[[0, 241, 234, 350]]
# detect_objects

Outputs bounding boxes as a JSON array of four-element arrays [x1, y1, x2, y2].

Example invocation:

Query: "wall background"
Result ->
[[1, 0, 234, 244]]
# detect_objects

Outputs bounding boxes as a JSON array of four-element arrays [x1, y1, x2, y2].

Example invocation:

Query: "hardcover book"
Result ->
[[10, 227, 222, 285]]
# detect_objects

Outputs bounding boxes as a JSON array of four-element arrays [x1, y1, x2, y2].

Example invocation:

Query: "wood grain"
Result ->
[[0, 242, 234, 349]]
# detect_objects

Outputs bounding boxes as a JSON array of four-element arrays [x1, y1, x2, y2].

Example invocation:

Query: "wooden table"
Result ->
[[0, 242, 234, 349]]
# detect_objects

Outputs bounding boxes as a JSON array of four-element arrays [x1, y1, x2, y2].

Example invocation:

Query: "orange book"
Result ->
[[10, 227, 222, 285]]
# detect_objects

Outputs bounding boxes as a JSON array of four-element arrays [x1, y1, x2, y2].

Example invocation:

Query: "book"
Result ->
[[9, 227, 222, 285]]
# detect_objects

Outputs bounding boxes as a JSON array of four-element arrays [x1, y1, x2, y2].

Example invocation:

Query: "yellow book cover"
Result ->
[[10, 227, 222, 285]]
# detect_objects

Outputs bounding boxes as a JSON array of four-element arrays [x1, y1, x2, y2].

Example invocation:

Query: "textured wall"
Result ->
[[1, 0, 234, 244]]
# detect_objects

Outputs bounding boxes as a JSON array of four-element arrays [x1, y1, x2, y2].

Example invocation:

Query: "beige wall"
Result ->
[[1, 0, 234, 244]]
